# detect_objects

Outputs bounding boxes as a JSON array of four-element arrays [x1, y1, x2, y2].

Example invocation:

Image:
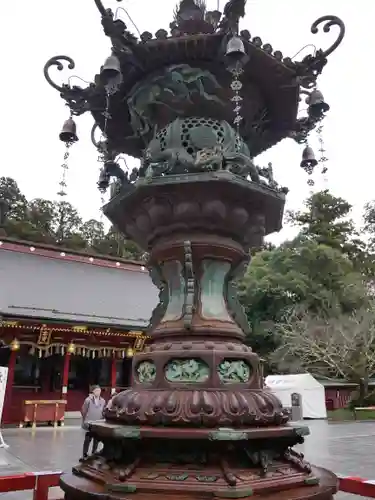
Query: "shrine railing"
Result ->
[[0, 470, 61, 500], [0, 471, 374, 498]]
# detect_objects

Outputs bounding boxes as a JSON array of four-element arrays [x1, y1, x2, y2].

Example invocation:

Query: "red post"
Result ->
[[61, 352, 71, 399], [3, 349, 17, 425], [33, 472, 61, 500], [111, 357, 117, 396]]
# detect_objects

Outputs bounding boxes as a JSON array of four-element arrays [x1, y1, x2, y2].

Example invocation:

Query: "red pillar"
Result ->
[[61, 352, 71, 399], [111, 357, 117, 396], [3, 349, 17, 424]]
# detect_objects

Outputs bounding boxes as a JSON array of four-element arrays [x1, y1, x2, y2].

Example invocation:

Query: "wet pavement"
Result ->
[[0, 420, 374, 499]]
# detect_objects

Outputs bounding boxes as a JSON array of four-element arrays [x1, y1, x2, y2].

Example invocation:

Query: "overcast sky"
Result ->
[[1, 0, 372, 243]]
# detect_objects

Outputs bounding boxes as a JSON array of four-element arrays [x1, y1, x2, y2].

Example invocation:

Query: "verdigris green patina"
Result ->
[[127, 64, 225, 138], [165, 359, 210, 382], [136, 361, 157, 383], [226, 258, 251, 335], [140, 116, 260, 182], [200, 260, 232, 321], [218, 360, 251, 383], [161, 260, 185, 322]]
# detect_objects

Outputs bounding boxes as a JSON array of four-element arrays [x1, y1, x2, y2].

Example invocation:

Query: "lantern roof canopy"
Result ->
[[44, 0, 345, 159]]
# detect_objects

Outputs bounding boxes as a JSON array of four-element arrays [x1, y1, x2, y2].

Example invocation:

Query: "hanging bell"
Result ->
[[225, 35, 248, 67], [306, 89, 330, 118], [97, 167, 110, 193], [98, 161, 126, 192], [100, 54, 121, 85], [300, 145, 318, 174], [59, 117, 78, 143]]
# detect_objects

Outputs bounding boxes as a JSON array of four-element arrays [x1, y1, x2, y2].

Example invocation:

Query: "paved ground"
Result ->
[[0, 420, 374, 499]]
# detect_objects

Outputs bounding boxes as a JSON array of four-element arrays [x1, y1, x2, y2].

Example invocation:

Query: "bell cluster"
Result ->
[[294, 89, 330, 176]]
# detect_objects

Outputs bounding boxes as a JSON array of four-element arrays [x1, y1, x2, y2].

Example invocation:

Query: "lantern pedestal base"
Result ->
[[60, 424, 337, 500], [61, 467, 337, 500], [104, 387, 289, 427]]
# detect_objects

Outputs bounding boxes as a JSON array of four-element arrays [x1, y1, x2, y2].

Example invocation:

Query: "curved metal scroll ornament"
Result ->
[[43, 56, 75, 92], [311, 15, 345, 59], [94, 0, 122, 17], [94, 0, 107, 16], [44, 56, 96, 115], [295, 16, 345, 90]]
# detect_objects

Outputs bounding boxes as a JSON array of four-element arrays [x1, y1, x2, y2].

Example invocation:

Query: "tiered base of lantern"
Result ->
[[60, 424, 337, 500], [105, 339, 289, 428], [58, 174, 338, 500], [104, 387, 288, 427]]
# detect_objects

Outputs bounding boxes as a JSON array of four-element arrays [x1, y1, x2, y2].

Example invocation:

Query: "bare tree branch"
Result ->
[[273, 305, 375, 382]]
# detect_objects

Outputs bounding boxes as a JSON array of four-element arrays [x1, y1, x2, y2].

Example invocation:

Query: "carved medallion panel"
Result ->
[[130, 341, 261, 392], [165, 358, 210, 383], [136, 361, 157, 383], [218, 359, 252, 383]]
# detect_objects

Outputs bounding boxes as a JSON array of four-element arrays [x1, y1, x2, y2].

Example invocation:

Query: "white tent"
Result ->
[[265, 373, 327, 419]]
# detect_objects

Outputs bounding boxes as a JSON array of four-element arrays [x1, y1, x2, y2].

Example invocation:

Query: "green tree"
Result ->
[[287, 190, 369, 272], [120, 239, 145, 260], [99, 228, 145, 260], [241, 241, 367, 319], [54, 201, 83, 246], [238, 241, 368, 362], [2, 218, 49, 242], [0, 177, 41, 241], [26, 198, 86, 249], [0, 176, 145, 261], [363, 201, 375, 251], [0, 177, 28, 220], [80, 219, 105, 248], [287, 190, 353, 247], [27, 198, 58, 243], [250, 240, 276, 257]]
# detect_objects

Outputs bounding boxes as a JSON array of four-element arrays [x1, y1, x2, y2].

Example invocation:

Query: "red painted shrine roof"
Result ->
[[0, 238, 158, 329]]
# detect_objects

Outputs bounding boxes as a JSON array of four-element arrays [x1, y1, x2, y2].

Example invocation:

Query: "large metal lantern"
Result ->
[[43, 1, 345, 499]]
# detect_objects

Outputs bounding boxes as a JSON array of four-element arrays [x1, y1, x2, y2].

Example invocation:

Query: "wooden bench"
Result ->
[[353, 406, 375, 420], [20, 399, 67, 428]]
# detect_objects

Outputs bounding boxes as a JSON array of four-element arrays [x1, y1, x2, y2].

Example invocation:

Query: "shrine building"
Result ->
[[0, 237, 157, 426]]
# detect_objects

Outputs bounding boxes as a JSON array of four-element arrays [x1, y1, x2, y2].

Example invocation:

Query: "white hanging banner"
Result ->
[[0, 366, 9, 448], [0, 366, 8, 424]]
